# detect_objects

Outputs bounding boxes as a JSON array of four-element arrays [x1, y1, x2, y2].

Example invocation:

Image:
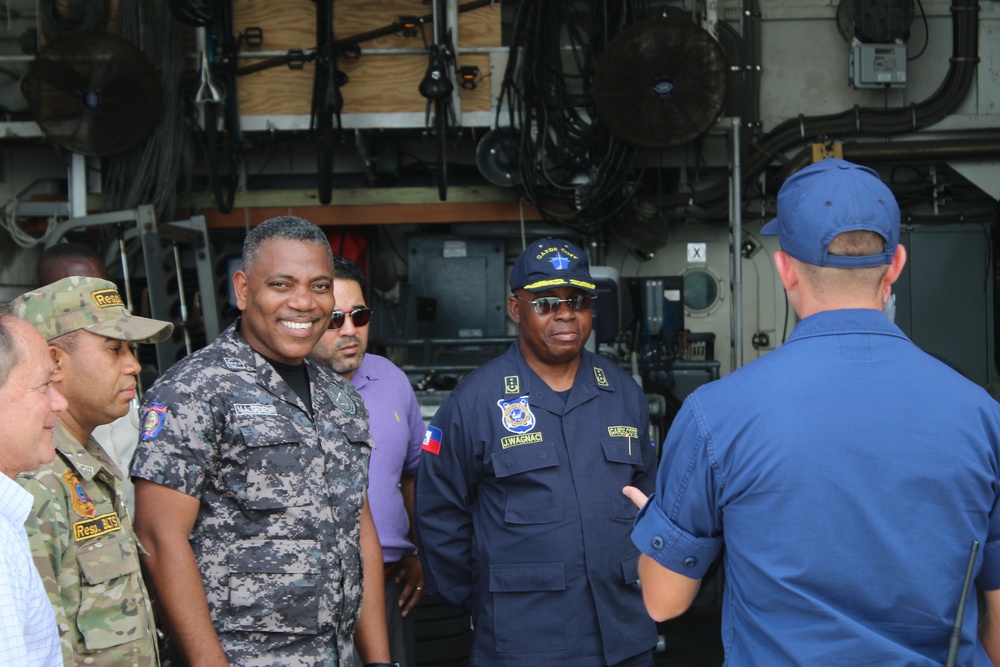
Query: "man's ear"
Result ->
[[507, 295, 521, 325], [49, 345, 66, 380], [884, 244, 907, 286], [233, 270, 248, 311], [773, 250, 799, 293]]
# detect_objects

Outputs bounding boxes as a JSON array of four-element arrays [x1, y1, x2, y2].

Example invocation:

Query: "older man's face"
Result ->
[[0, 318, 67, 479]]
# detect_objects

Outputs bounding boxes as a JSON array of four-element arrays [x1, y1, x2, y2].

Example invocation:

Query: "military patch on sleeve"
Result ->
[[73, 512, 122, 541], [594, 367, 609, 386], [422, 425, 442, 455], [62, 471, 95, 517], [140, 403, 167, 440]]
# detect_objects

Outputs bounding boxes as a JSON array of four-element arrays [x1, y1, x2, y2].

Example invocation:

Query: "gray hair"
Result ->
[[0, 302, 22, 389], [242, 216, 333, 275]]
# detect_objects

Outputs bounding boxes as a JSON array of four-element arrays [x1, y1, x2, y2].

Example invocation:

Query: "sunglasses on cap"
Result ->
[[328, 307, 372, 330], [516, 294, 596, 315]]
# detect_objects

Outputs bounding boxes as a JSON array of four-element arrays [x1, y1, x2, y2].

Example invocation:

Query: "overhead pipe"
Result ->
[[774, 133, 1000, 186], [662, 0, 981, 218]]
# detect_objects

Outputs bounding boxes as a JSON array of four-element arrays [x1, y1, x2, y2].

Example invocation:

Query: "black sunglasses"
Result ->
[[516, 294, 596, 315], [328, 307, 372, 330]]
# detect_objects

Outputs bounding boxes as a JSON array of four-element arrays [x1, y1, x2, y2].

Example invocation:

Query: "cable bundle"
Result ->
[[496, 0, 645, 234], [103, 0, 193, 223]]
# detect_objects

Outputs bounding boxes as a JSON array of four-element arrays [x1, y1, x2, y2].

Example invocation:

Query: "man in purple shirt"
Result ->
[[311, 256, 426, 667]]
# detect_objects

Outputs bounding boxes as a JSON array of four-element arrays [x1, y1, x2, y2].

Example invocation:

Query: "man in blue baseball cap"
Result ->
[[625, 158, 1000, 665], [416, 238, 659, 666]]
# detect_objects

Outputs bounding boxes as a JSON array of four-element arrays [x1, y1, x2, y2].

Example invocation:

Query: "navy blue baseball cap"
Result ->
[[761, 158, 899, 268], [509, 237, 597, 294]]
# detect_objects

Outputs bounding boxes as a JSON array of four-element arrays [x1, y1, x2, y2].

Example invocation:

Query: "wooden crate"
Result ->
[[234, 0, 502, 118]]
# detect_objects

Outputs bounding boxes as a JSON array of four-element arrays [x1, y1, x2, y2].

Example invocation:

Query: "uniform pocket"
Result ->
[[225, 539, 323, 634], [601, 435, 645, 520], [492, 443, 562, 525], [76, 536, 147, 650], [489, 562, 566, 653], [242, 431, 318, 510]]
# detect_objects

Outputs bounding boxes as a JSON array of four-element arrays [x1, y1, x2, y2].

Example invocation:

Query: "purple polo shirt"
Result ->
[[349, 353, 425, 563]]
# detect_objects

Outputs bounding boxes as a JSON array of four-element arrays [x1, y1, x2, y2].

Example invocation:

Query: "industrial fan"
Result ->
[[607, 193, 673, 253], [475, 127, 522, 187], [593, 16, 727, 149], [21, 31, 163, 157]]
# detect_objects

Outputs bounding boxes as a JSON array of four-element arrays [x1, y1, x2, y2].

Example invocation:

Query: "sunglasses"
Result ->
[[328, 307, 372, 330], [516, 294, 596, 315]]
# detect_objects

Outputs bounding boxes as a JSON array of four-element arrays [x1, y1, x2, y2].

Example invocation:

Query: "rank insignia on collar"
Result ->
[[77, 464, 95, 477], [504, 375, 520, 394], [223, 357, 249, 371], [330, 388, 356, 415], [62, 471, 95, 517], [594, 367, 609, 387], [497, 395, 535, 434]]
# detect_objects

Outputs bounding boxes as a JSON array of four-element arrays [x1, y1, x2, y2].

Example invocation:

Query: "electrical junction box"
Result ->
[[850, 42, 907, 89]]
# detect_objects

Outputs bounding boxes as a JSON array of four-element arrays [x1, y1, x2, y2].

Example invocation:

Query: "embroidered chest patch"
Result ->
[[497, 395, 535, 434], [73, 512, 122, 541], [62, 470, 95, 517]]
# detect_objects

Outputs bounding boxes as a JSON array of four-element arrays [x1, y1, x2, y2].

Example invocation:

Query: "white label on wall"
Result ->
[[443, 240, 468, 258], [687, 243, 707, 263]]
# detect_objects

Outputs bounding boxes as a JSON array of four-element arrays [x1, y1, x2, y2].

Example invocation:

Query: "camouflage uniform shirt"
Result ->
[[131, 321, 373, 667], [17, 422, 158, 666]]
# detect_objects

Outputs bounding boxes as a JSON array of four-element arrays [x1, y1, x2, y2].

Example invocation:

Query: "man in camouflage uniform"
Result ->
[[12, 276, 174, 666], [131, 216, 393, 667]]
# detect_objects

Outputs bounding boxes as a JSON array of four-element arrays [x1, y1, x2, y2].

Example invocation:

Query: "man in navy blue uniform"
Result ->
[[628, 158, 1000, 665], [416, 238, 658, 667]]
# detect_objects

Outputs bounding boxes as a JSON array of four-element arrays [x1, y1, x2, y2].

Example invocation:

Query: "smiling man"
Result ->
[[130, 216, 391, 667], [12, 277, 173, 666], [415, 238, 658, 667], [0, 303, 66, 667]]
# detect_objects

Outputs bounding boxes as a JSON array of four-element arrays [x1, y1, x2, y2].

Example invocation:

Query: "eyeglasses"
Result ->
[[328, 307, 372, 330], [516, 294, 596, 315]]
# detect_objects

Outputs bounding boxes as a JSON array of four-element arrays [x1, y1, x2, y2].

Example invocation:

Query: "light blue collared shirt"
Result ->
[[0, 472, 61, 667]]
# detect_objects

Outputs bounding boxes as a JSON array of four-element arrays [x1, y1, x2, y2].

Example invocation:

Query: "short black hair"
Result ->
[[242, 216, 332, 275], [37, 242, 105, 284], [333, 256, 367, 293]]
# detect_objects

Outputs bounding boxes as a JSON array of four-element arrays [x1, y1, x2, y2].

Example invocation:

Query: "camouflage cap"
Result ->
[[13, 276, 174, 343]]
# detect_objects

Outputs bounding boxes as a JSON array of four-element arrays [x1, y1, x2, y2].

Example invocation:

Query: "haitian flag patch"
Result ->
[[422, 425, 442, 455]]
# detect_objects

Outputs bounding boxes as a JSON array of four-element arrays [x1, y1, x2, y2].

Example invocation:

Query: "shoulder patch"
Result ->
[[141, 403, 167, 440], [594, 367, 609, 387], [422, 425, 442, 455], [504, 375, 520, 394]]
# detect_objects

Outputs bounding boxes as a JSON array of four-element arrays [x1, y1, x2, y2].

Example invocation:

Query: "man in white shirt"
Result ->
[[0, 301, 67, 667]]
